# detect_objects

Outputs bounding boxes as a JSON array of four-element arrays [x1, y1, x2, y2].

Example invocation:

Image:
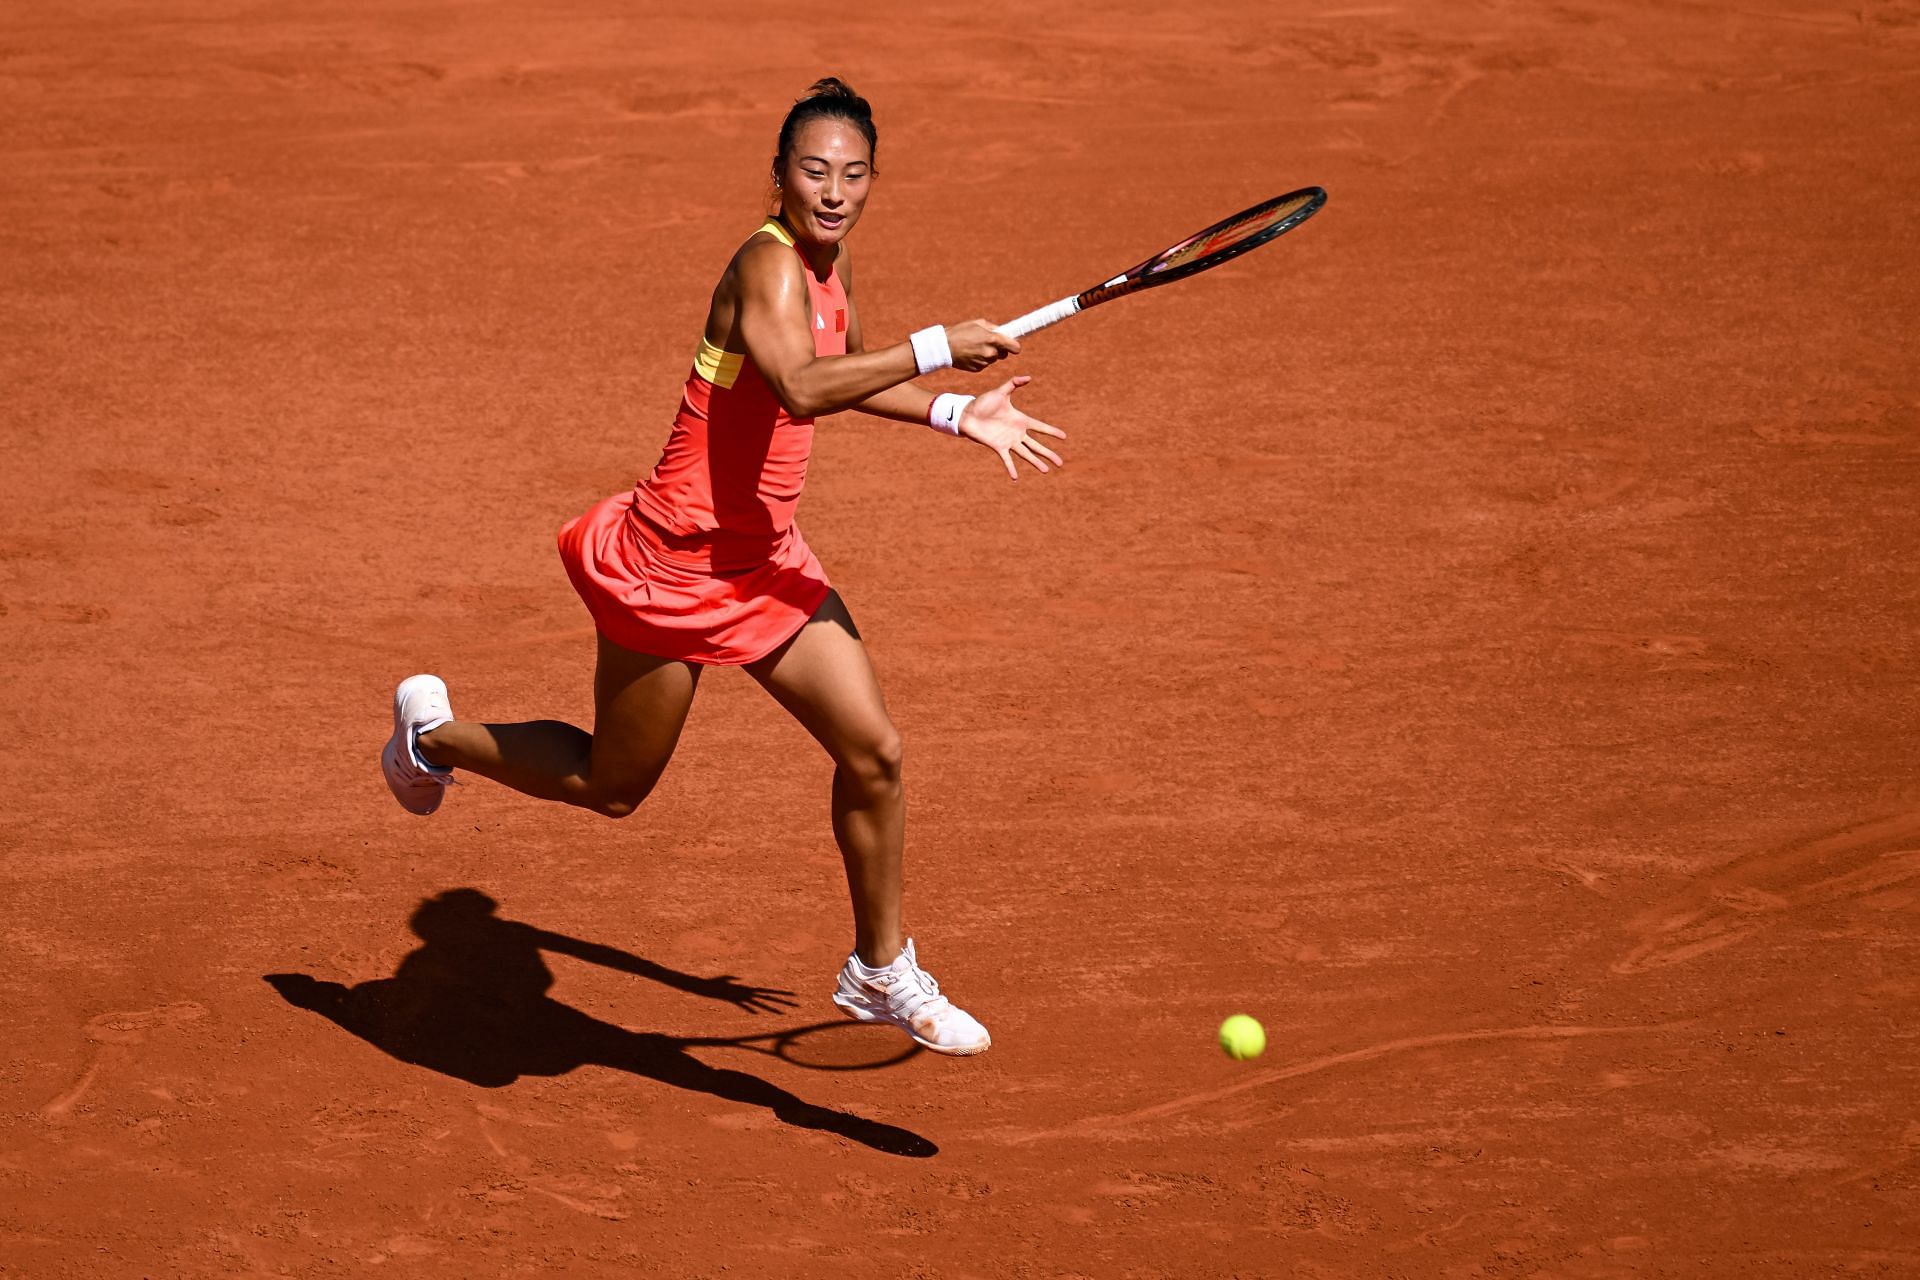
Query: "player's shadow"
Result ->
[[263, 887, 934, 1158]]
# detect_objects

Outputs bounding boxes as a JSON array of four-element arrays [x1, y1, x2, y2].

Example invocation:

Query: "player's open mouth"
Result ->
[[815, 212, 845, 230]]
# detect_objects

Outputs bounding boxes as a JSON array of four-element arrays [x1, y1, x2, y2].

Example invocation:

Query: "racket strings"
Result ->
[[1152, 191, 1323, 274]]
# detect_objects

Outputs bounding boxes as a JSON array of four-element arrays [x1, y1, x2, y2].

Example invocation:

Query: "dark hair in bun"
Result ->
[[774, 77, 878, 175]]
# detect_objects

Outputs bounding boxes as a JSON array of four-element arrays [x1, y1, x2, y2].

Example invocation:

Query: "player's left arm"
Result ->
[[841, 247, 1067, 479]]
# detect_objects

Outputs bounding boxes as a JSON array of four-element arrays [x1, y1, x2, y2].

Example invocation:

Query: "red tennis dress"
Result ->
[[558, 219, 843, 665]]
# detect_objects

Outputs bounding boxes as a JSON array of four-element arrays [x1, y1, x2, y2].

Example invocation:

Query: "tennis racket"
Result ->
[[998, 186, 1327, 339]]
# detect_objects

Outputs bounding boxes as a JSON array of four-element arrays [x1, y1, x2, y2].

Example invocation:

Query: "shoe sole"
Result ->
[[383, 676, 450, 816], [832, 991, 992, 1057], [382, 735, 443, 815]]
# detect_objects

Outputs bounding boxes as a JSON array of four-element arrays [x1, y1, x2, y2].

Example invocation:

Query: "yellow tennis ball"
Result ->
[[1219, 1014, 1265, 1061]]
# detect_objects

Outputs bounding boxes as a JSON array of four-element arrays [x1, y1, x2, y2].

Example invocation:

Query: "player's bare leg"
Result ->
[[748, 591, 904, 964], [412, 635, 700, 818], [747, 590, 989, 1055]]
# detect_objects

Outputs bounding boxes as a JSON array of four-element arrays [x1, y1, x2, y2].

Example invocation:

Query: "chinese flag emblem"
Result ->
[[834, 308, 846, 333]]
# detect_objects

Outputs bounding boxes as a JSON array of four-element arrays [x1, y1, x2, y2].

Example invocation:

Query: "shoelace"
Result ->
[[877, 962, 950, 1020]]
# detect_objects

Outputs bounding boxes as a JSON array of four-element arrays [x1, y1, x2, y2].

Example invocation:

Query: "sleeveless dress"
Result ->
[[557, 218, 844, 665]]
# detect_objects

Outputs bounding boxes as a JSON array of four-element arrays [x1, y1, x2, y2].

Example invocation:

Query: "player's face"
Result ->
[[777, 119, 872, 247]]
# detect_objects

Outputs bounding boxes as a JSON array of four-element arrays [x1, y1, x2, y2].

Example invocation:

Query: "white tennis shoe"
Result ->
[[381, 673, 455, 816], [832, 939, 991, 1056]]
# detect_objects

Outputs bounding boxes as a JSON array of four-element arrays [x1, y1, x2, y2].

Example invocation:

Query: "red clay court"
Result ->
[[3, 1, 1918, 1275]]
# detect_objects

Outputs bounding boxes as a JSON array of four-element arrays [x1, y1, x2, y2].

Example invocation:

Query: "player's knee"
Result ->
[[844, 728, 904, 795], [581, 777, 658, 820]]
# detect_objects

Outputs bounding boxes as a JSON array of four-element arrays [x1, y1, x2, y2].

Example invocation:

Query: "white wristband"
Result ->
[[909, 325, 952, 375], [928, 392, 974, 437]]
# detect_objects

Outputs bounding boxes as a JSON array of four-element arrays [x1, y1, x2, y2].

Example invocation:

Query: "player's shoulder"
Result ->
[[729, 234, 798, 274], [732, 232, 804, 291], [736, 229, 797, 267]]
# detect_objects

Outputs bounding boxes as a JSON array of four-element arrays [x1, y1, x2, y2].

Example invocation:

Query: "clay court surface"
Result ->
[[5, 1, 1920, 1275]]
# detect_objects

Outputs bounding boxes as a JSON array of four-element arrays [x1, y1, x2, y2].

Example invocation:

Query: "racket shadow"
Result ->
[[685, 1020, 924, 1072], [262, 887, 936, 1158]]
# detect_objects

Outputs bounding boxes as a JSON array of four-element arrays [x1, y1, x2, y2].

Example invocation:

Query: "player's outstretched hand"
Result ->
[[946, 320, 1020, 371], [961, 374, 1065, 481], [685, 973, 800, 1014]]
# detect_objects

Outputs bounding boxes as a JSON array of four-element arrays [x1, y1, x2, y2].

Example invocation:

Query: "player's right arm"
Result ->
[[732, 240, 1016, 419]]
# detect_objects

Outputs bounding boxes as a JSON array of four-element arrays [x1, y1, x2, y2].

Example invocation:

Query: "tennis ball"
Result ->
[[1219, 1014, 1265, 1061]]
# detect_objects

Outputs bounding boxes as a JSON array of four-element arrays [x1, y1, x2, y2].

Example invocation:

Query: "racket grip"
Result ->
[[999, 295, 1082, 340]]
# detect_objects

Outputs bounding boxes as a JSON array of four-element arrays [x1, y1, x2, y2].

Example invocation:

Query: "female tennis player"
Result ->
[[379, 79, 1063, 1057]]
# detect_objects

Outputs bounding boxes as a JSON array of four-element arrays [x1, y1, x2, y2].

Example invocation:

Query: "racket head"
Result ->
[[1094, 186, 1327, 303]]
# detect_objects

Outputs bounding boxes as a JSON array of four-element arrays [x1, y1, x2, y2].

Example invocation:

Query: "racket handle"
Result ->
[[999, 295, 1082, 340]]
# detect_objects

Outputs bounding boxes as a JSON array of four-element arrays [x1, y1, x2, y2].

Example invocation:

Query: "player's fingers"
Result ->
[[1028, 439, 1064, 466], [1013, 441, 1050, 474], [1023, 416, 1065, 439], [971, 319, 1019, 353], [998, 449, 1019, 482]]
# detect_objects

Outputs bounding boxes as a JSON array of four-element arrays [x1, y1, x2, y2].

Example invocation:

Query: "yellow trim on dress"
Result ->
[[693, 336, 744, 389], [690, 220, 796, 388]]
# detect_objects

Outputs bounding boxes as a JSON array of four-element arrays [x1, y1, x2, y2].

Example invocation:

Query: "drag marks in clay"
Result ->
[[990, 1021, 1681, 1144], [1614, 810, 1920, 974], [473, 1103, 629, 1221], [84, 466, 223, 529], [1750, 395, 1919, 450], [1557, 628, 1728, 673], [2, 601, 109, 624], [40, 1002, 209, 1121]]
